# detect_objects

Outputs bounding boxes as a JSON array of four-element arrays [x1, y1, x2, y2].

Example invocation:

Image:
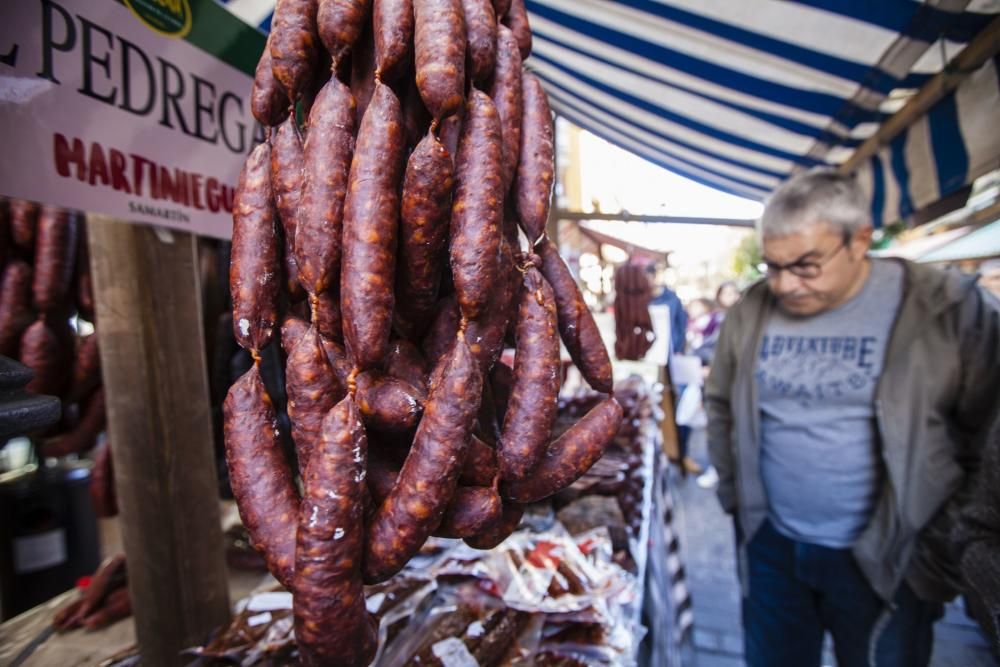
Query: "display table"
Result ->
[[1, 380, 689, 667], [0, 534, 266, 667]]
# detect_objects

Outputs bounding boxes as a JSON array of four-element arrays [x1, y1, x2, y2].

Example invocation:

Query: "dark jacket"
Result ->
[[955, 411, 1000, 650], [705, 259, 1000, 603]]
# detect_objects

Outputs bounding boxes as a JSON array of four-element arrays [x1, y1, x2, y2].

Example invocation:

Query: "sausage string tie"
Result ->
[[347, 367, 359, 397]]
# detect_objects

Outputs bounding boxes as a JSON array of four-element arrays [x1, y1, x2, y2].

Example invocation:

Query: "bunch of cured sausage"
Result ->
[[228, 1, 621, 663], [613, 262, 656, 361], [0, 199, 112, 495]]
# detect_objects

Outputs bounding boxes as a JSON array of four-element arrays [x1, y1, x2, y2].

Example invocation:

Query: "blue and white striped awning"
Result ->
[[221, 0, 1000, 225], [855, 54, 1000, 225]]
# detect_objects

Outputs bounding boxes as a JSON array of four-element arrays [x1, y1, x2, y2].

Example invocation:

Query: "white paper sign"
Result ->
[[0, 0, 267, 239]]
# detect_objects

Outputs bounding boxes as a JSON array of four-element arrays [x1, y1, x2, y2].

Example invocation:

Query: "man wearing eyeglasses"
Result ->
[[705, 168, 1000, 666]]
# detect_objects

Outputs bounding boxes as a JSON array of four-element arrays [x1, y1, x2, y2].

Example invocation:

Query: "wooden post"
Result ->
[[658, 365, 681, 463], [87, 217, 230, 665]]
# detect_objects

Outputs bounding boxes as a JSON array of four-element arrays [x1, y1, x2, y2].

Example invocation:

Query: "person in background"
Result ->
[[715, 280, 741, 315], [650, 271, 688, 359], [648, 267, 701, 474], [978, 258, 1000, 302], [693, 282, 742, 368], [705, 168, 1000, 666], [685, 297, 715, 359], [675, 294, 724, 477]]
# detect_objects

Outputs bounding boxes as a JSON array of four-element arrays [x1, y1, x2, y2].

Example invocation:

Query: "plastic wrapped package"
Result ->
[[185, 575, 438, 666], [376, 581, 531, 666], [379, 526, 642, 666]]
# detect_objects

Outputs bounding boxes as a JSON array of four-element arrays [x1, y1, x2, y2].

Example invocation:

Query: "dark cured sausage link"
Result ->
[[414, 0, 466, 120], [317, 0, 371, 64], [461, 0, 497, 84], [20, 319, 69, 397], [434, 486, 501, 538], [394, 131, 454, 341], [365, 458, 500, 539], [312, 290, 343, 342], [282, 227, 304, 305], [0, 260, 34, 358], [294, 396, 378, 667], [503, 0, 531, 60], [9, 200, 38, 252], [252, 35, 291, 126], [32, 207, 79, 314], [270, 117, 305, 272], [341, 82, 405, 370], [420, 294, 460, 367], [438, 106, 463, 165], [471, 610, 528, 665], [498, 264, 559, 480], [501, 397, 623, 503], [89, 438, 117, 518], [319, 335, 354, 387], [354, 371, 424, 433], [459, 434, 497, 486], [383, 339, 430, 393], [463, 237, 516, 374], [366, 451, 399, 503], [69, 333, 101, 403], [2, 199, 11, 263], [492, 0, 510, 20], [374, 0, 414, 83], [40, 389, 106, 458], [364, 333, 482, 583], [82, 587, 131, 631], [280, 314, 310, 357], [450, 89, 503, 320], [349, 17, 376, 126], [286, 326, 344, 470], [296, 77, 356, 297], [535, 238, 613, 393], [79, 554, 127, 621], [613, 263, 654, 361], [489, 25, 522, 192], [514, 71, 553, 244], [224, 364, 298, 590], [370, 429, 494, 488], [270, 0, 319, 102], [231, 142, 280, 354], [464, 501, 523, 549]]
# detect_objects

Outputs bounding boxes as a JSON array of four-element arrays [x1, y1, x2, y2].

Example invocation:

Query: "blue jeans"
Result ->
[[743, 519, 943, 667]]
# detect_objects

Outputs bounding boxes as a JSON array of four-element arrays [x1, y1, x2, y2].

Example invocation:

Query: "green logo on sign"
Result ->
[[125, 0, 193, 38]]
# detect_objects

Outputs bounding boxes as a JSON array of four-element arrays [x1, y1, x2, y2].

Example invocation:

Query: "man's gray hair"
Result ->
[[758, 168, 872, 240]]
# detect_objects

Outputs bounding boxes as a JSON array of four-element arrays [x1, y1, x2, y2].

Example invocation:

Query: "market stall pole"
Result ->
[[86, 217, 230, 665]]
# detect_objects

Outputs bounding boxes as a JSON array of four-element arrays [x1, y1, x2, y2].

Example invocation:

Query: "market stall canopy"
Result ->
[[872, 224, 974, 259], [577, 222, 671, 265], [917, 218, 1000, 261], [222, 0, 1000, 225]]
